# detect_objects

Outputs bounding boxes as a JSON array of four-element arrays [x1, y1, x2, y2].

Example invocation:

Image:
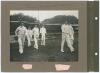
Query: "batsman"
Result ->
[[26, 26, 33, 47], [40, 25, 47, 46], [61, 21, 74, 53], [15, 22, 27, 54], [32, 25, 39, 49]]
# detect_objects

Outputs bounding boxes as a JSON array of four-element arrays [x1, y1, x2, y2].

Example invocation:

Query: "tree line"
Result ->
[[10, 13, 78, 35]]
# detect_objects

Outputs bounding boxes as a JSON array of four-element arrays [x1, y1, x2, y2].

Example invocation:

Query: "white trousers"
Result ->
[[18, 35, 25, 54], [34, 35, 39, 49], [41, 34, 46, 46], [61, 33, 74, 52], [27, 35, 32, 47]]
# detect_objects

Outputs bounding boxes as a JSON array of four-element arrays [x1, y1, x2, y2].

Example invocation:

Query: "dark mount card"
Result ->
[[1, 1, 99, 72], [87, 1, 99, 72]]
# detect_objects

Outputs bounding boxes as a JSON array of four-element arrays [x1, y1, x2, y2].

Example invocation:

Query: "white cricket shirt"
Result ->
[[40, 27, 46, 35]]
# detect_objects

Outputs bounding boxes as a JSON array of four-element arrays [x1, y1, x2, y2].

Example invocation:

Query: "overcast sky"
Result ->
[[10, 10, 78, 22]]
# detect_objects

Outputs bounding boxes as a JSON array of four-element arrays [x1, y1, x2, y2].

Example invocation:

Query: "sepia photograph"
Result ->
[[1, 1, 99, 72], [10, 10, 79, 62]]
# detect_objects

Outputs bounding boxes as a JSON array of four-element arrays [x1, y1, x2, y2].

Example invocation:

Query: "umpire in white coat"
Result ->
[[15, 22, 27, 54], [61, 21, 74, 53]]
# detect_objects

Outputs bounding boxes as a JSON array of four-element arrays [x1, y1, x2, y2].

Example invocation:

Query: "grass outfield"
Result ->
[[10, 32, 78, 62]]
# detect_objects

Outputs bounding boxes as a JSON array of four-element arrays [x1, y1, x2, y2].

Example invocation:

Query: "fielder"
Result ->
[[26, 26, 33, 47], [40, 25, 47, 46], [61, 21, 74, 53], [15, 22, 27, 54], [32, 25, 39, 49]]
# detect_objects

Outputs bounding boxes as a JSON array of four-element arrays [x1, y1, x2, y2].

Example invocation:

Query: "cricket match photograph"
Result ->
[[10, 10, 79, 62]]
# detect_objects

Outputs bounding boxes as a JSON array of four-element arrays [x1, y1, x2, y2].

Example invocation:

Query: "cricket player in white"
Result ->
[[32, 25, 39, 49], [40, 25, 47, 46], [61, 21, 74, 53], [26, 26, 33, 47], [15, 23, 27, 54]]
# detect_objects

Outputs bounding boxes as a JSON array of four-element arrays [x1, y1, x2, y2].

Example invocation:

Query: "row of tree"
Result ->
[[42, 15, 78, 24], [10, 13, 78, 25], [10, 13, 78, 35], [10, 13, 39, 23]]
